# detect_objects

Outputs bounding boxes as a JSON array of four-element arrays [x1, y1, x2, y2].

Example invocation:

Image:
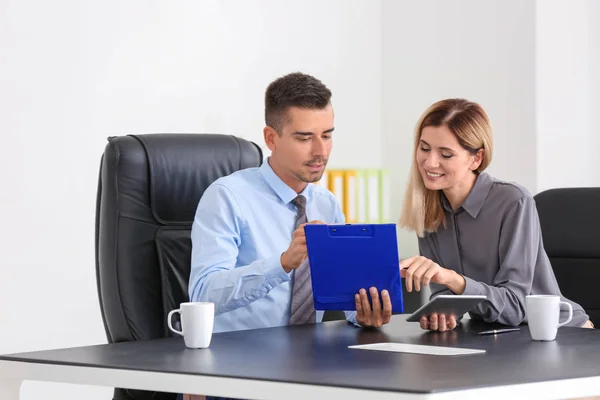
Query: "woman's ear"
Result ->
[[470, 148, 484, 172]]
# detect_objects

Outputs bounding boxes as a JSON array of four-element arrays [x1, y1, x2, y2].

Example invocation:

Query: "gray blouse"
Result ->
[[419, 172, 589, 327]]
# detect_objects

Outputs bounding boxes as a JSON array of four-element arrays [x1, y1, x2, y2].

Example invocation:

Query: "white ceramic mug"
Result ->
[[168, 302, 215, 349], [526, 295, 573, 341]]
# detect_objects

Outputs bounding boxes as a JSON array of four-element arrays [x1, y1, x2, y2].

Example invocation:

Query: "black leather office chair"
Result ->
[[95, 133, 263, 400], [534, 187, 600, 327]]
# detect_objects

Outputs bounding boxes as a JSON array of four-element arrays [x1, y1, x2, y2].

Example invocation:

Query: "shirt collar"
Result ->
[[259, 158, 312, 204], [441, 172, 493, 218]]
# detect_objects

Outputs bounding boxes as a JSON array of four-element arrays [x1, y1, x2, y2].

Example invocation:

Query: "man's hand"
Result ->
[[400, 256, 466, 294], [355, 287, 392, 328], [419, 312, 458, 332], [281, 220, 324, 273]]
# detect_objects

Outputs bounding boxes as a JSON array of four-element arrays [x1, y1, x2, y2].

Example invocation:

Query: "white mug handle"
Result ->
[[167, 309, 183, 336], [558, 301, 573, 327]]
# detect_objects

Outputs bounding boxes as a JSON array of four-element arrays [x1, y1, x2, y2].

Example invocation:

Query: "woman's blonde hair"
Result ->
[[399, 99, 493, 237]]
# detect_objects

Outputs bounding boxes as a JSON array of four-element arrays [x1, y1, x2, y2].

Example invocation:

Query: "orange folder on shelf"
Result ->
[[328, 170, 345, 219]]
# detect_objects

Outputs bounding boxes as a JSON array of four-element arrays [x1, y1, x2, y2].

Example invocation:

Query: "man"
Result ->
[[184, 72, 393, 400], [189, 72, 392, 336]]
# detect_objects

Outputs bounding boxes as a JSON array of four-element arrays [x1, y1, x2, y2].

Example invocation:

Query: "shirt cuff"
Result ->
[[262, 255, 292, 285], [461, 275, 486, 296], [344, 311, 362, 327], [571, 310, 590, 327]]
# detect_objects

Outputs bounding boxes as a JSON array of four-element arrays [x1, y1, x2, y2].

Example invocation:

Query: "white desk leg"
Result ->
[[0, 378, 21, 399]]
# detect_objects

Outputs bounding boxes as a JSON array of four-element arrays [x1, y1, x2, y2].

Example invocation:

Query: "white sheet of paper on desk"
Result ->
[[348, 342, 485, 356]]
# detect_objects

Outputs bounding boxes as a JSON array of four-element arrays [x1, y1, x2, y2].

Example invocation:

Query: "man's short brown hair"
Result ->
[[265, 72, 332, 134]]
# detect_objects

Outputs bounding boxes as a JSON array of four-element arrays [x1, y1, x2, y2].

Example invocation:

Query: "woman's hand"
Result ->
[[400, 256, 466, 294], [419, 312, 458, 332], [400, 256, 465, 332]]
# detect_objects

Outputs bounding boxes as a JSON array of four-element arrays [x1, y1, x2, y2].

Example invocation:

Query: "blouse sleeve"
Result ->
[[460, 196, 538, 326]]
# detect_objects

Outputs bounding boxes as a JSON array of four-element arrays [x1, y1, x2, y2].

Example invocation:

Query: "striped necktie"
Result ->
[[289, 195, 316, 325]]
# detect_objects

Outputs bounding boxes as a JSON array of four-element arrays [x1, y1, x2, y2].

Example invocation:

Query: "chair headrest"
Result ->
[[106, 133, 263, 225], [534, 187, 600, 258]]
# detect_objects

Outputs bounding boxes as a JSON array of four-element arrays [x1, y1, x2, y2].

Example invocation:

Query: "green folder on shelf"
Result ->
[[379, 169, 391, 223]]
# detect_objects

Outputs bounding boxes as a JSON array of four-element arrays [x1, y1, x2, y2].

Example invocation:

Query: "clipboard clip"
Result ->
[[328, 224, 374, 237]]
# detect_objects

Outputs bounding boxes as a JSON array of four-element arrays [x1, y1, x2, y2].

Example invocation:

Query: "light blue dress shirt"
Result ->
[[189, 159, 357, 333]]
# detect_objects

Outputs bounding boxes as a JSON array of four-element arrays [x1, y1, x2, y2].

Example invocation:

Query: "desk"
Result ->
[[1, 316, 600, 399]]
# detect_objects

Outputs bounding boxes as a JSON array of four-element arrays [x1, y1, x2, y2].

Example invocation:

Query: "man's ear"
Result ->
[[263, 126, 278, 152]]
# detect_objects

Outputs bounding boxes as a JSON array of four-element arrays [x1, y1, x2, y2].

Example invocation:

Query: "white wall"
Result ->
[[382, 0, 537, 260], [589, 0, 600, 166], [0, 1, 381, 399], [536, 0, 598, 192]]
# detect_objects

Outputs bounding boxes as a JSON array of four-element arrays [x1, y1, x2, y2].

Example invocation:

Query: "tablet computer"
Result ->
[[406, 295, 486, 322], [304, 223, 404, 313]]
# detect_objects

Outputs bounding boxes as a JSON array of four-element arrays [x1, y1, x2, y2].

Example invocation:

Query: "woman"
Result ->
[[399, 98, 593, 331]]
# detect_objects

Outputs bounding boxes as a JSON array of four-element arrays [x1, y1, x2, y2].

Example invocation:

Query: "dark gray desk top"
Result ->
[[2, 316, 600, 394]]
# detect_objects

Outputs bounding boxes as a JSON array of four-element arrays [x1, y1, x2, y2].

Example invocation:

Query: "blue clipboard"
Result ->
[[304, 223, 404, 313]]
